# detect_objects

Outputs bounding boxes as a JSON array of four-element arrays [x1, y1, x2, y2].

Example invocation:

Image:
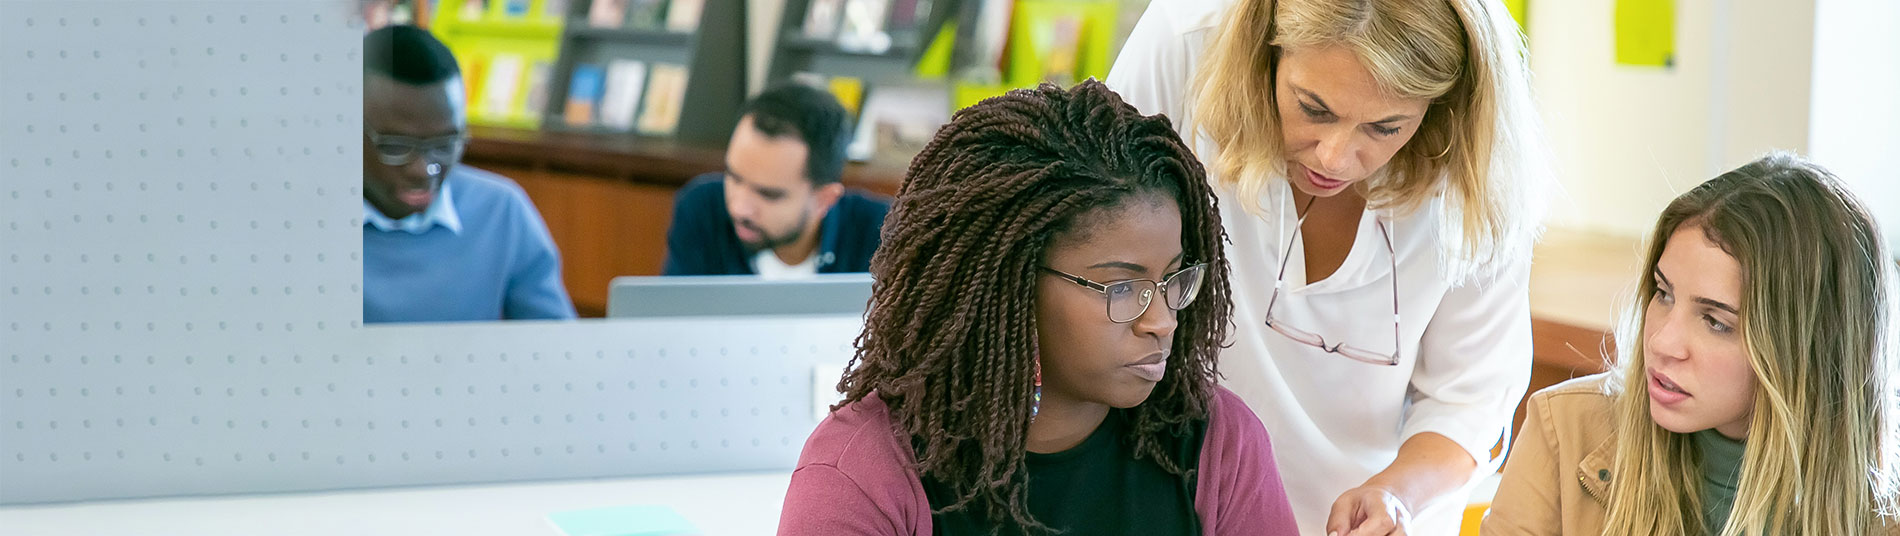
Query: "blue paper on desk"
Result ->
[[547, 505, 700, 536]]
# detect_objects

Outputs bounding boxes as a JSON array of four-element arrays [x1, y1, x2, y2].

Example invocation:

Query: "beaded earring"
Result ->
[[1031, 357, 1042, 421]]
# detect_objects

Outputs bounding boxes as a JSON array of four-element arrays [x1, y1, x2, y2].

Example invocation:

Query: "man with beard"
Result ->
[[361, 25, 575, 322], [662, 84, 889, 278]]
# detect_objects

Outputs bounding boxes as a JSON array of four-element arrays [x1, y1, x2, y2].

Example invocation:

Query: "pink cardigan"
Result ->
[[777, 386, 1300, 534]]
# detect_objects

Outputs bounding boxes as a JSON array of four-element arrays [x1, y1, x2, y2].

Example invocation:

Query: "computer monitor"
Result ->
[[605, 273, 875, 318]]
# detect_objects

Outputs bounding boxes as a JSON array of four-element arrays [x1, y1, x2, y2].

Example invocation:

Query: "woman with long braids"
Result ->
[[776, 80, 1298, 535]]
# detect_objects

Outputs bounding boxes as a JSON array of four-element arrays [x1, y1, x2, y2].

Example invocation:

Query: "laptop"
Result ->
[[605, 273, 875, 318]]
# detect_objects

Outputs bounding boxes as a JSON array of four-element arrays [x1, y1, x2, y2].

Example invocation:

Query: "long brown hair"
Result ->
[[1603, 152, 1900, 535], [835, 80, 1234, 533]]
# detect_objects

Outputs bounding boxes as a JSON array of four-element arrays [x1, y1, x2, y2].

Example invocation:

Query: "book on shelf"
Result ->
[[587, 0, 627, 28], [460, 56, 488, 111], [837, 0, 893, 53], [664, 0, 705, 32], [789, 71, 829, 88], [851, 85, 948, 163], [789, 72, 865, 120], [802, 0, 845, 39], [637, 63, 690, 135], [598, 59, 649, 132], [478, 53, 527, 120], [841, 0, 891, 33], [501, 0, 530, 17], [1029, 13, 1085, 86], [367, 0, 424, 26], [459, 0, 488, 20], [523, 61, 554, 121], [950, 0, 1013, 82], [885, 0, 929, 36], [627, 0, 666, 29], [829, 77, 865, 119], [846, 103, 875, 161], [563, 63, 607, 127]]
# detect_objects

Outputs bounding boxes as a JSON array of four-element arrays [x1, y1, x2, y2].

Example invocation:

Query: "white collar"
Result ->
[[363, 179, 461, 235], [752, 249, 820, 280]]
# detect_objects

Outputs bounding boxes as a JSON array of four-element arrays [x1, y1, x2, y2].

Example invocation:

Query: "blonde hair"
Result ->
[[1603, 152, 1900, 535], [1189, 0, 1548, 278]]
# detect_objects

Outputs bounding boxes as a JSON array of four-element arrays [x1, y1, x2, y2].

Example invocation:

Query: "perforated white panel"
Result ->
[[0, 0, 853, 505]]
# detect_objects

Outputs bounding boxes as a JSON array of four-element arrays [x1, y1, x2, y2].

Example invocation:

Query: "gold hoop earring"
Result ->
[[1426, 108, 1454, 159]]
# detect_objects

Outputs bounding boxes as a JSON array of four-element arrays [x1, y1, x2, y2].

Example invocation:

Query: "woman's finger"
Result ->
[[1325, 492, 1361, 536]]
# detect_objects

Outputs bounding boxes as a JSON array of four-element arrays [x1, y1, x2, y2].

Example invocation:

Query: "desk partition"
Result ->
[[0, 0, 855, 505]]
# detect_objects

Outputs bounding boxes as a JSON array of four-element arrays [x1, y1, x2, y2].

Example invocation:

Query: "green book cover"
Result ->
[[627, 0, 666, 29]]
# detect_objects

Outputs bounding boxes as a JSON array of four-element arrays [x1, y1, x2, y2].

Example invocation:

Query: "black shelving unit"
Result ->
[[766, 0, 963, 86], [541, 0, 748, 146], [565, 26, 696, 46]]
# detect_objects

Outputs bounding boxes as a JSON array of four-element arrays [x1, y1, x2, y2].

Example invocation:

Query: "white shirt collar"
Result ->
[[752, 249, 820, 280], [363, 180, 461, 235]]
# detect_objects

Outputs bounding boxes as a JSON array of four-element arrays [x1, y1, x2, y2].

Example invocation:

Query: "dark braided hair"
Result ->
[[836, 80, 1234, 534]]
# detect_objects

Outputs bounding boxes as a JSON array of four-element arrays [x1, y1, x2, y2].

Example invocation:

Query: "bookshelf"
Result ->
[[539, 0, 749, 146], [767, 0, 962, 87], [767, 0, 1123, 105], [1002, 0, 1119, 96], [431, 0, 568, 129], [429, 0, 746, 146], [763, 0, 1130, 166]]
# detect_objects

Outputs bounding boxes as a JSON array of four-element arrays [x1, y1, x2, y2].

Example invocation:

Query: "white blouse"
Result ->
[[1106, 1, 1534, 534]]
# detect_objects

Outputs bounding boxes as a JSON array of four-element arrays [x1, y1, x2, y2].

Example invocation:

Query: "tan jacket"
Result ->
[[1481, 373, 1618, 536], [1481, 373, 1900, 535]]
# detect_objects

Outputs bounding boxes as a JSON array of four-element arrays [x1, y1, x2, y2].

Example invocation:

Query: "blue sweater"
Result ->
[[662, 173, 891, 275], [363, 166, 576, 323]]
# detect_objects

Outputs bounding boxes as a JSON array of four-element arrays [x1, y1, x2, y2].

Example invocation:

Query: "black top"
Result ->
[[922, 408, 1206, 536], [660, 173, 891, 276]]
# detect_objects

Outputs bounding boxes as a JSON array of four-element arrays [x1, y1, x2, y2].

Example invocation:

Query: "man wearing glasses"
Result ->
[[360, 25, 575, 323]]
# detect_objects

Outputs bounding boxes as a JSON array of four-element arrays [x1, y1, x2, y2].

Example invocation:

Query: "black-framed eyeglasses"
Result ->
[[364, 127, 470, 167], [1040, 263, 1208, 324], [1264, 217, 1402, 366]]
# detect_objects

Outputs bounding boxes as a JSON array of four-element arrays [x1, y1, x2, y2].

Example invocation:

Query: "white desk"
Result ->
[[0, 471, 791, 536]]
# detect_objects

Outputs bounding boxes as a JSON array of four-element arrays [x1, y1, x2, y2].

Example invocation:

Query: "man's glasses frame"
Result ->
[[365, 127, 470, 167]]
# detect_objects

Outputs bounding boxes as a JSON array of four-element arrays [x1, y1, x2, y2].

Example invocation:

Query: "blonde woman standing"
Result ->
[[1483, 153, 1900, 535], [1106, 0, 1549, 534]]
